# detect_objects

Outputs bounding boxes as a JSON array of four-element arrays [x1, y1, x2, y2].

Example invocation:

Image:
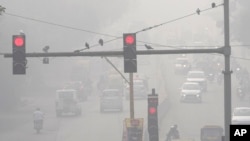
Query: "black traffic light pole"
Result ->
[[3, 47, 225, 58]]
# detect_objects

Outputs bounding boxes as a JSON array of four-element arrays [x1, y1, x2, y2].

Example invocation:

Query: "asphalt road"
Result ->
[[158, 55, 250, 141], [0, 53, 249, 141], [0, 55, 168, 141]]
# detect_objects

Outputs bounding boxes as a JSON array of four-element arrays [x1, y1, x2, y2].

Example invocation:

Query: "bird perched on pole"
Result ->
[[43, 45, 50, 53], [145, 44, 153, 49]]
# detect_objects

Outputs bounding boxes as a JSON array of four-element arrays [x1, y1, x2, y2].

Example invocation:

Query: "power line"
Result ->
[[135, 3, 224, 34], [231, 56, 250, 61], [74, 37, 122, 52], [4, 12, 119, 38], [4, 12, 122, 52]]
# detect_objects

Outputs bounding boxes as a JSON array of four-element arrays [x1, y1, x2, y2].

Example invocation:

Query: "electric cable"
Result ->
[[4, 12, 118, 38], [135, 3, 224, 34]]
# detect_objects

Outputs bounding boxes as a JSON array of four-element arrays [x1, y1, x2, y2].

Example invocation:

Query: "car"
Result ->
[[125, 79, 148, 100], [55, 89, 82, 117], [174, 58, 191, 74], [232, 107, 250, 124], [100, 89, 123, 112], [180, 82, 203, 103], [186, 70, 207, 92]]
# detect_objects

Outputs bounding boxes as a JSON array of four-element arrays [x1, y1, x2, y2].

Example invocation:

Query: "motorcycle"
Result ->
[[165, 127, 180, 141], [34, 120, 43, 133]]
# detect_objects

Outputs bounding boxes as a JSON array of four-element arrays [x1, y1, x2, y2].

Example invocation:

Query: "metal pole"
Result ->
[[129, 73, 134, 119], [223, 1, 231, 141]]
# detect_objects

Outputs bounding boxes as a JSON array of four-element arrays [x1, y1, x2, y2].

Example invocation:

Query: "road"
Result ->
[[0, 53, 248, 141], [158, 54, 250, 141], [0, 55, 167, 141]]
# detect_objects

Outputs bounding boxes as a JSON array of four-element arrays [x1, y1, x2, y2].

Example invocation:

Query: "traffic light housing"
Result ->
[[123, 33, 137, 73], [12, 35, 26, 74], [148, 94, 159, 141]]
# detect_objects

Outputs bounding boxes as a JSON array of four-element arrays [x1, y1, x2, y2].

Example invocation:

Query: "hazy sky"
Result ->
[[0, 0, 228, 52], [0, 0, 248, 109]]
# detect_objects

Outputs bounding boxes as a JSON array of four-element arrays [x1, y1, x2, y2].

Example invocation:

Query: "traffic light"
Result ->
[[123, 33, 137, 73], [127, 126, 143, 141], [12, 35, 26, 74], [148, 94, 159, 141]]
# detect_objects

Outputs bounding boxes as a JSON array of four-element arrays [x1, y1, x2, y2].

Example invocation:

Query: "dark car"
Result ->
[[174, 58, 191, 74], [200, 125, 223, 141], [100, 89, 123, 112]]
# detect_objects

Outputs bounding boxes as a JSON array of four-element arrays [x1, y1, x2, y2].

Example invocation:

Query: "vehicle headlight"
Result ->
[[183, 65, 186, 67], [196, 94, 200, 97], [182, 94, 186, 97]]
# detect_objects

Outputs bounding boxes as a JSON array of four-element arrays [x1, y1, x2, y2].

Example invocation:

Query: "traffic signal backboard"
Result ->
[[12, 35, 26, 74], [123, 33, 137, 73]]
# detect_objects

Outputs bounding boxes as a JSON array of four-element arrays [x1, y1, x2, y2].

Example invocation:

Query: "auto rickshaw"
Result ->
[[200, 125, 223, 141]]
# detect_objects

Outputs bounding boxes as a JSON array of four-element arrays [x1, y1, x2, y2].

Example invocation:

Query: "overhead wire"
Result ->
[[4, 12, 118, 38], [3, 3, 223, 51], [2, 3, 250, 61], [135, 3, 224, 34]]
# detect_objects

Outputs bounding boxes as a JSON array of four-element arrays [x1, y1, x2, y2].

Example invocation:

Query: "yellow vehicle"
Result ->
[[200, 125, 223, 141]]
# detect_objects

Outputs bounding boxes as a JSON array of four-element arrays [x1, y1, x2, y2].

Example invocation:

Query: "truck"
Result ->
[[200, 125, 223, 141], [55, 89, 82, 117], [70, 59, 92, 97]]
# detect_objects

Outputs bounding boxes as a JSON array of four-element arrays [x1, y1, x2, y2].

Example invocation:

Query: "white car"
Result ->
[[180, 82, 202, 103], [186, 70, 207, 92], [232, 107, 250, 124]]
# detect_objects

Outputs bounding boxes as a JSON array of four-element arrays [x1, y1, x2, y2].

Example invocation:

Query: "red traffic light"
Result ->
[[14, 36, 24, 47], [124, 34, 135, 45], [149, 107, 156, 115]]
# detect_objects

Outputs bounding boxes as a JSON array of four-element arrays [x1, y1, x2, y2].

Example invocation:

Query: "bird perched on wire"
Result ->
[[85, 42, 90, 49], [99, 39, 103, 46], [211, 3, 216, 8], [196, 8, 201, 15], [0, 5, 6, 15], [145, 44, 153, 49]]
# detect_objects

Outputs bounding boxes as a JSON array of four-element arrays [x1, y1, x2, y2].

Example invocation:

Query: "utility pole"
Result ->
[[129, 73, 134, 119], [223, 1, 231, 141]]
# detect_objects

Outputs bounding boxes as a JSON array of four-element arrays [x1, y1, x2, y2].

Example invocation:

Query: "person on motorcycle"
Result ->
[[33, 108, 44, 129], [166, 124, 180, 141]]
